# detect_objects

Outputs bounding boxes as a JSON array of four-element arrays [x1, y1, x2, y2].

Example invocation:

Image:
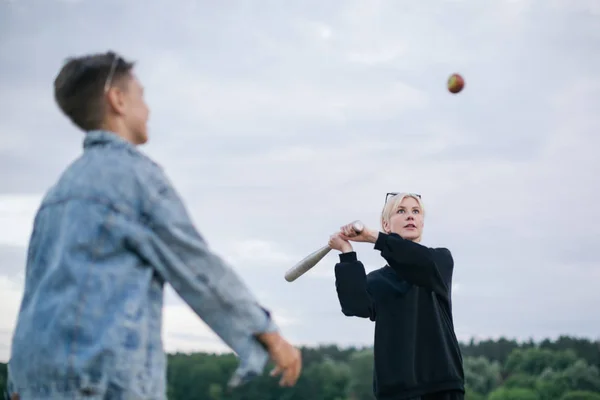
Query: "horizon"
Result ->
[[2, 334, 599, 363], [1, 0, 599, 364]]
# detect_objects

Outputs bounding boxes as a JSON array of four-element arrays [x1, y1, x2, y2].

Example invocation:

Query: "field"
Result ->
[[1, 336, 599, 399]]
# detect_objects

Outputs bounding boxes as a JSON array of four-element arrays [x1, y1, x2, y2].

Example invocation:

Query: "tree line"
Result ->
[[1, 336, 599, 399]]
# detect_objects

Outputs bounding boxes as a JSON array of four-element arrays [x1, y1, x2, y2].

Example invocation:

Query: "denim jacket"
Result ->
[[7, 130, 277, 399]]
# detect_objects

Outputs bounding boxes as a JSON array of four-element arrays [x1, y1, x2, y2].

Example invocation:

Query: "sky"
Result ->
[[1, 0, 599, 363]]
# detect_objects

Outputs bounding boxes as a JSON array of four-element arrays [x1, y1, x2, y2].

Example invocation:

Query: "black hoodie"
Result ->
[[334, 232, 465, 400]]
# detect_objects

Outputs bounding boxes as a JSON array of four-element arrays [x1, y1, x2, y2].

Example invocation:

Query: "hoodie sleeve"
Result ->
[[374, 232, 453, 298], [334, 252, 376, 321]]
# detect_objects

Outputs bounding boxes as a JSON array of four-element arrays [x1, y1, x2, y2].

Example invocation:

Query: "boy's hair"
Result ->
[[381, 193, 425, 230], [53, 51, 135, 132]]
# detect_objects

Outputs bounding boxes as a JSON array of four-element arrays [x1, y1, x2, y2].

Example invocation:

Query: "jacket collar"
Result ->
[[83, 130, 138, 152]]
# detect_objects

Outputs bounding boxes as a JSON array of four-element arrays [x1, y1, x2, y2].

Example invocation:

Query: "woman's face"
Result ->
[[384, 196, 424, 242]]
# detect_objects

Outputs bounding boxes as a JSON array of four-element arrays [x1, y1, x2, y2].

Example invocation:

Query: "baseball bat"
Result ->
[[284, 221, 364, 282]]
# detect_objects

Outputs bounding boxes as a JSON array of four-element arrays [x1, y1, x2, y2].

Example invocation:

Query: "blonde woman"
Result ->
[[329, 193, 464, 400]]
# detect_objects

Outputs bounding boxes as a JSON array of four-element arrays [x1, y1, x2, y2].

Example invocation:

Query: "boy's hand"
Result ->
[[257, 331, 302, 387]]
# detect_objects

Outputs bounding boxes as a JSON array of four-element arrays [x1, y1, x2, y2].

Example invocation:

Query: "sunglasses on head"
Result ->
[[385, 192, 422, 205], [103, 53, 119, 93], [66, 52, 120, 94]]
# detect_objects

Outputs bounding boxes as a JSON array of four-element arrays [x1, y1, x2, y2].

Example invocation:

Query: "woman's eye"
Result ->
[[397, 209, 404, 214], [413, 209, 420, 214]]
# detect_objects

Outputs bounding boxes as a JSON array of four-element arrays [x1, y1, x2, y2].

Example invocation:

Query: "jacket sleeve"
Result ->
[[138, 173, 277, 369], [334, 252, 376, 321], [374, 232, 453, 298]]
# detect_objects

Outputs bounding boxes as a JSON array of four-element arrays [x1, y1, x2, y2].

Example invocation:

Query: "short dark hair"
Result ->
[[53, 51, 135, 131]]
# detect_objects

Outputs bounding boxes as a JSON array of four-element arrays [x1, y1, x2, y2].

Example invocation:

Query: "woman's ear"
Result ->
[[382, 219, 391, 233]]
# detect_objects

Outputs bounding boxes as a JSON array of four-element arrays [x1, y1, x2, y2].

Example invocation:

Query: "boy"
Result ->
[[7, 51, 301, 399]]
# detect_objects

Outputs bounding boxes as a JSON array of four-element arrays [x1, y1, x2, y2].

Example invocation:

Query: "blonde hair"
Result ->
[[381, 193, 425, 231]]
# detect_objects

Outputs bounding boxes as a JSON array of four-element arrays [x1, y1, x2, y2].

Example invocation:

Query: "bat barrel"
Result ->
[[284, 269, 303, 282], [284, 245, 332, 282], [283, 220, 363, 282]]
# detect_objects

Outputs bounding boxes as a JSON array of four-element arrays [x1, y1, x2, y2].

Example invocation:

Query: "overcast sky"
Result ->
[[1, 0, 599, 363]]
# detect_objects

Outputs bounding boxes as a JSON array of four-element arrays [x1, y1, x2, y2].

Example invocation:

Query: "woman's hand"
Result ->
[[339, 221, 379, 243], [328, 232, 353, 253]]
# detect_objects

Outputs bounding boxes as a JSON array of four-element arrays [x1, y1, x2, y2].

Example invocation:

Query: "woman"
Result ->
[[329, 192, 464, 400]]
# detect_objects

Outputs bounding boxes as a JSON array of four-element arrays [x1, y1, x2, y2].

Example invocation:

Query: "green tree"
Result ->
[[303, 358, 351, 400], [503, 372, 537, 389], [461, 338, 521, 365], [0, 363, 7, 398], [346, 349, 375, 400], [505, 348, 576, 377], [208, 383, 223, 400], [464, 388, 486, 400], [561, 360, 600, 393], [463, 356, 502, 395], [2, 337, 600, 400], [536, 368, 570, 400], [541, 337, 600, 370], [560, 391, 600, 400], [488, 387, 540, 400]]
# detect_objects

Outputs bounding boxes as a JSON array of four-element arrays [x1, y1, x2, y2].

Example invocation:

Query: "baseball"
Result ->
[[447, 73, 465, 94]]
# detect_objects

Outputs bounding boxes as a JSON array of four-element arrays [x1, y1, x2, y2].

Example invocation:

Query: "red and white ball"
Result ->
[[447, 73, 465, 94]]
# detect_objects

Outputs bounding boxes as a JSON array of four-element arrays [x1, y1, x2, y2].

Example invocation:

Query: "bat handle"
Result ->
[[351, 220, 364, 233]]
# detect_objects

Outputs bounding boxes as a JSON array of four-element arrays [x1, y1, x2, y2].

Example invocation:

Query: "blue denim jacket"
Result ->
[[7, 130, 277, 399]]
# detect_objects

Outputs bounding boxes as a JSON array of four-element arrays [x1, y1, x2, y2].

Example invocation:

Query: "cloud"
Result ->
[[225, 239, 296, 268], [162, 292, 299, 355], [143, 60, 428, 128], [0, 276, 24, 361], [1, 0, 600, 363], [0, 194, 41, 247], [549, 0, 600, 16]]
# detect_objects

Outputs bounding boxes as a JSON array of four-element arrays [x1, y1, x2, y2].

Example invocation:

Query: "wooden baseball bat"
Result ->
[[284, 221, 364, 282]]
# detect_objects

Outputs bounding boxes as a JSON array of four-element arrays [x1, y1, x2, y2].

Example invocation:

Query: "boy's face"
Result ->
[[122, 74, 149, 145], [107, 72, 150, 145]]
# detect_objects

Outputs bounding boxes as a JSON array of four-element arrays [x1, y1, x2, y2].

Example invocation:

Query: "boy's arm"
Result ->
[[139, 174, 282, 381]]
